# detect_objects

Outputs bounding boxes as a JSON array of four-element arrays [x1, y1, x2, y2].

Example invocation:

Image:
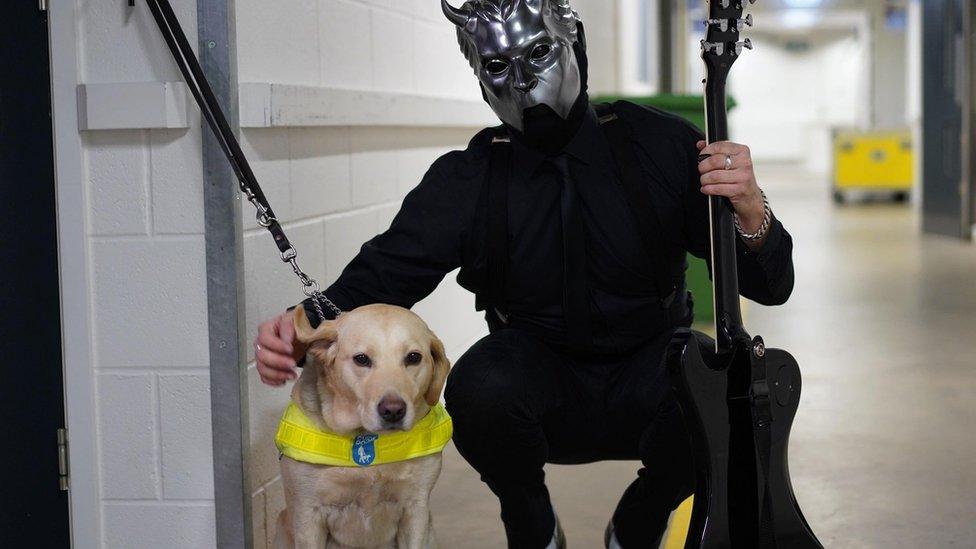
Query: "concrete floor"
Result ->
[[429, 168, 976, 548]]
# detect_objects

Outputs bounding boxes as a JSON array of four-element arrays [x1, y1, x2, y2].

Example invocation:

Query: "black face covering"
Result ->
[[487, 31, 591, 155]]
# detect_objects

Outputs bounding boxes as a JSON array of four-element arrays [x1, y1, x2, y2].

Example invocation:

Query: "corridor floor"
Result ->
[[430, 169, 976, 548]]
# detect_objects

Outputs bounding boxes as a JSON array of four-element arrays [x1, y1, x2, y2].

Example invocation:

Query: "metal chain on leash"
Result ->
[[141, 0, 343, 322], [240, 182, 343, 321]]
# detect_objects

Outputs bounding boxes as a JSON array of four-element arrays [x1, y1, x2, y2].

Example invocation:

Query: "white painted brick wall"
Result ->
[[77, 1, 216, 547], [102, 503, 216, 549], [84, 131, 150, 236], [158, 374, 215, 499], [97, 374, 159, 499]]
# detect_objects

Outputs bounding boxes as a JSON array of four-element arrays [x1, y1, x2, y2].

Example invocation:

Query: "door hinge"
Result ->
[[38, 0, 47, 11], [57, 428, 70, 492]]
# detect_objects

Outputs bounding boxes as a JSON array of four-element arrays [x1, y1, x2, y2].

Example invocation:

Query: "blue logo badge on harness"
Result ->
[[352, 434, 379, 466]]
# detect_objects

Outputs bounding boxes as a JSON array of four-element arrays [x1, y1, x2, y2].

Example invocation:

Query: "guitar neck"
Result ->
[[703, 76, 747, 352]]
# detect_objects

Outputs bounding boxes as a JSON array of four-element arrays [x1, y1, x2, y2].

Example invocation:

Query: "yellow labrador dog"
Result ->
[[273, 304, 451, 549]]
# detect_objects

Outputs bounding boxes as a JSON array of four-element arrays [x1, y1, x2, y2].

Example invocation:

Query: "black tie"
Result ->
[[552, 155, 592, 354]]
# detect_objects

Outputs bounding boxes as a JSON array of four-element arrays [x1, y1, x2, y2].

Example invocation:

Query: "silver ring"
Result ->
[[724, 154, 734, 171]]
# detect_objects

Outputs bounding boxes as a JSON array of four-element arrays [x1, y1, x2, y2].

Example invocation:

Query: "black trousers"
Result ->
[[444, 328, 697, 549]]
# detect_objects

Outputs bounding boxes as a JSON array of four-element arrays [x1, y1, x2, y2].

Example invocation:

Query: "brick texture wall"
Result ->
[[78, 0, 218, 546]]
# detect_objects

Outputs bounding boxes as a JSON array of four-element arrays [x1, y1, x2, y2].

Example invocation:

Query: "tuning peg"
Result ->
[[735, 38, 753, 56], [705, 18, 731, 32], [707, 14, 753, 32], [720, 0, 731, 7], [701, 40, 726, 56]]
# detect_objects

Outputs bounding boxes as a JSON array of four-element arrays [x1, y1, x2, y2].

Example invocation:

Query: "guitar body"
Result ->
[[666, 330, 821, 548]]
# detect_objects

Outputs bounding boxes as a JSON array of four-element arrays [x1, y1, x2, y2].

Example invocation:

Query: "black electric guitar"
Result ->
[[664, 2, 823, 548]]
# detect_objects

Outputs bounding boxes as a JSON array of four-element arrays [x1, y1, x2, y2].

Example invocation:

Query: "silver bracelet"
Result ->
[[733, 189, 772, 242]]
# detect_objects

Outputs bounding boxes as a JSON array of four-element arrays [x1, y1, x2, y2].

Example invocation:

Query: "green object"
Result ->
[[591, 94, 738, 324]]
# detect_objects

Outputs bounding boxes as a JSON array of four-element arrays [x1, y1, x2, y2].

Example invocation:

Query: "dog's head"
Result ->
[[292, 304, 451, 434]]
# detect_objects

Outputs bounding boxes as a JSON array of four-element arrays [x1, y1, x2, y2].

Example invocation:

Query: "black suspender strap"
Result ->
[[595, 103, 679, 308], [486, 134, 513, 318]]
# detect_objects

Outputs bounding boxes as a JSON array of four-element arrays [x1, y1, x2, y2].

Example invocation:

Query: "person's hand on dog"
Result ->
[[256, 309, 306, 387]]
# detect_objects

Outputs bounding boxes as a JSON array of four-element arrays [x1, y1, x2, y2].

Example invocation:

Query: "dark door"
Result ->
[[0, 2, 71, 546], [922, 0, 968, 238]]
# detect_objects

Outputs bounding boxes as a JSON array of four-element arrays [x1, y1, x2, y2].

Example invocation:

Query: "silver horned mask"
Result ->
[[442, 0, 583, 132]]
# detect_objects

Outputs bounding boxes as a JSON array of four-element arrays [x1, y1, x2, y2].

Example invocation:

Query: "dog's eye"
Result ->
[[405, 352, 423, 366], [353, 353, 371, 367]]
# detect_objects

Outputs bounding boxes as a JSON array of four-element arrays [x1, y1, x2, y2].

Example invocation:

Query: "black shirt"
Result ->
[[305, 102, 794, 357]]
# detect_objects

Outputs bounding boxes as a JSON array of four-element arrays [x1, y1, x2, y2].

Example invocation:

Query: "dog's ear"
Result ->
[[424, 333, 451, 406], [293, 306, 336, 345], [293, 306, 338, 366]]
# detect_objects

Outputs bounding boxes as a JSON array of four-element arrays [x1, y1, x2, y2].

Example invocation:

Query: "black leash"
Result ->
[[143, 0, 341, 321]]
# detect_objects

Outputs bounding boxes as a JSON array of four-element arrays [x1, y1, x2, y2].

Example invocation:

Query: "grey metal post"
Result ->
[[198, 0, 252, 547]]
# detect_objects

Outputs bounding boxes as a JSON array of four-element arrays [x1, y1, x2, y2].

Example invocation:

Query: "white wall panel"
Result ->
[[90, 238, 209, 368], [289, 127, 353, 218], [97, 374, 159, 499], [158, 373, 214, 499], [319, 0, 374, 90], [236, 0, 320, 85], [102, 503, 216, 548], [83, 131, 150, 236], [370, 9, 417, 92], [150, 123, 206, 235], [78, 0, 197, 83]]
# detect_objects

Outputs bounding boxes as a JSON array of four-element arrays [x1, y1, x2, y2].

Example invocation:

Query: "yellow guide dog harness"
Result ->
[[275, 402, 452, 467]]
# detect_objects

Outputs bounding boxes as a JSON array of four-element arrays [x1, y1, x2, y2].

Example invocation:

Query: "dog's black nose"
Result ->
[[378, 396, 406, 424]]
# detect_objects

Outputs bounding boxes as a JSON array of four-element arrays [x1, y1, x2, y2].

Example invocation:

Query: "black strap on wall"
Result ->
[[595, 104, 678, 308]]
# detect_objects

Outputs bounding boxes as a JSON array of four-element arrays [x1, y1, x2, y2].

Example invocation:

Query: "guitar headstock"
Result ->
[[701, 0, 755, 80]]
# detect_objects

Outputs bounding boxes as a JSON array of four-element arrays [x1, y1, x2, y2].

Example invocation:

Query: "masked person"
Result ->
[[255, 1, 794, 547]]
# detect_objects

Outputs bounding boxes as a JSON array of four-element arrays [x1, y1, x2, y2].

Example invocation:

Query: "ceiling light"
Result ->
[[782, 0, 823, 7]]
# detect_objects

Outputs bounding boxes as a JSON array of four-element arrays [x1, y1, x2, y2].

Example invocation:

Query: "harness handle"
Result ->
[[143, 0, 342, 320]]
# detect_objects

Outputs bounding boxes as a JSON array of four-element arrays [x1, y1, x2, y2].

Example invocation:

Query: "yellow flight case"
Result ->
[[832, 129, 914, 203]]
